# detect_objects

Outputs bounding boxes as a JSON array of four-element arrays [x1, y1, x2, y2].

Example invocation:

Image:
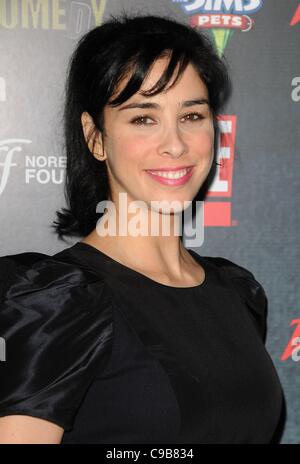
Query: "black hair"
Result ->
[[51, 12, 231, 243]]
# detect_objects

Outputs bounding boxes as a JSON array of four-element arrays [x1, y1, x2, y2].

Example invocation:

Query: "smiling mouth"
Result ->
[[144, 166, 195, 185], [145, 167, 193, 179]]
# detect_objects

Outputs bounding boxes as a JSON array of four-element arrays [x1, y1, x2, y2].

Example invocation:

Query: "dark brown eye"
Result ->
[[130, 115, 154, 125], [182, 112, 204, 122]]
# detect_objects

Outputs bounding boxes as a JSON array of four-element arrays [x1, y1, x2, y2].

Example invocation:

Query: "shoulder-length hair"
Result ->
[[51, 13, 231, 243]]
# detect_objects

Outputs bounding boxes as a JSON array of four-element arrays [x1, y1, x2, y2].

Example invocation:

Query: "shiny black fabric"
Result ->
[[0, 242, 283, 443]]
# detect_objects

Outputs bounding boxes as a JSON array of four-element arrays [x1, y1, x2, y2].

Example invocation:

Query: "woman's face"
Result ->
[[87, 57, 215, 214]]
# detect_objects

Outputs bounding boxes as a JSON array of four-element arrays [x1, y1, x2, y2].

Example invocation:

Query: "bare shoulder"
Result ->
[[0, 415, 64, 444]]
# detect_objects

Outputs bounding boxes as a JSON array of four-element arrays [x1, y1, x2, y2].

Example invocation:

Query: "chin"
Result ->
[[147, 197, 193, 215]]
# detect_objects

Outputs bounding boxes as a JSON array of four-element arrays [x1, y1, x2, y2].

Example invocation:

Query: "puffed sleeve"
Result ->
[[0, 252, 114, 432], [208, 257, 268, 343]]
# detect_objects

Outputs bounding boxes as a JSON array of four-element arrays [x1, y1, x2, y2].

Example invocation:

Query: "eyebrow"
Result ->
[[117, 98, 210, 111]]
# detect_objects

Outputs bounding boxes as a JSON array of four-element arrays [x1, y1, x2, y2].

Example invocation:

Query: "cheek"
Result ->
[[191, 127, 215, 157], [107, 134, 147, 181], [113, 133, 149, 165]]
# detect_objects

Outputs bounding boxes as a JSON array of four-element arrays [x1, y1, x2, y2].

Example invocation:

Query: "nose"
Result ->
[[157, 124, 188, 159]]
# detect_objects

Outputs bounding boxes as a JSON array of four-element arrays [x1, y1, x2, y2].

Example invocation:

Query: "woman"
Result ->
[[0, 14, 283, 444]]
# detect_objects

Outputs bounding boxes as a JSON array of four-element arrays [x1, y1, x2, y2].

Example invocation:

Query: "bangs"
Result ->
[[107, 47, 193, 107]]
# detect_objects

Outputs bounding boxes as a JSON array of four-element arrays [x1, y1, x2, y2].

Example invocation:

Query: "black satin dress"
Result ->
[[0, 241, 283, 443]]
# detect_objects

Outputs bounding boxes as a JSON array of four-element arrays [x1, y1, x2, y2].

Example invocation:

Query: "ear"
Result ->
[[81, 111, 106, 161]]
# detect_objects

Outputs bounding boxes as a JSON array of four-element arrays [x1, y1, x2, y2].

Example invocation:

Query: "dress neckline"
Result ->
[[73, 241, 208, 290]]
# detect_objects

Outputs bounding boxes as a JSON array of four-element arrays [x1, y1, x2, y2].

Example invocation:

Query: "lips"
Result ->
[[145, 166, 194, 186], [144, 165, 194, 172]]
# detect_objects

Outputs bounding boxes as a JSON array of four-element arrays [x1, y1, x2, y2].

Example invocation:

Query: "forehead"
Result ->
[[108, 57, 208, 110], [141, 58, 207, 96]]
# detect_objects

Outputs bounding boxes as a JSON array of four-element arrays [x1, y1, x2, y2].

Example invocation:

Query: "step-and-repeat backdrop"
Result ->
[[0, 0, 299, 444]]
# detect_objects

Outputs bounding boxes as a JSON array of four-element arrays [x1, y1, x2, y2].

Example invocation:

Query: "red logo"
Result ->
[[290, 4, 300, 26], [281, 319, 300, 361], [204, 115, 237, 227]]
